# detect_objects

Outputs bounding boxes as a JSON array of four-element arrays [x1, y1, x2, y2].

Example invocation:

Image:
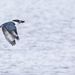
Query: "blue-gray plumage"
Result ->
[[0, 19, 25, 46], [2, 22, 16, 32]]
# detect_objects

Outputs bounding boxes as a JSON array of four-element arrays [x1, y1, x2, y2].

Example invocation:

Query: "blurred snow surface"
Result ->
[[0, 0, 75, 75]]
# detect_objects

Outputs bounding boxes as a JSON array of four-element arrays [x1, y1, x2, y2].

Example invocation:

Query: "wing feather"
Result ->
[[10, 31, 20, 40], [2, 26, 16, 46]]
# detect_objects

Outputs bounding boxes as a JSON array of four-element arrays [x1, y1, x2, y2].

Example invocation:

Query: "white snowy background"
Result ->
[[0, 0, 75, 75]]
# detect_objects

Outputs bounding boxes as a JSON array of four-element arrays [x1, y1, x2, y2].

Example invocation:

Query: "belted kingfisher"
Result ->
[[0, 19, 25, 46]]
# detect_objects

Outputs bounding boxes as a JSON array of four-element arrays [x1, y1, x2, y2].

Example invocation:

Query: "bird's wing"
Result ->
[[10, 31, 20, 40], [2, 26, 16, 46]]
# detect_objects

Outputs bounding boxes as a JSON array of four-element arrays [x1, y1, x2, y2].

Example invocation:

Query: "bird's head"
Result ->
[[12, 19, 25, 24]]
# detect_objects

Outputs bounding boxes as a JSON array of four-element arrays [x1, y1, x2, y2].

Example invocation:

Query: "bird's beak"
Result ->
[[19, 20, 25, 23]]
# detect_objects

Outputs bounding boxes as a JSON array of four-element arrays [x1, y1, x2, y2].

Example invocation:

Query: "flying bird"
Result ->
[[0, 19, 25, 46]]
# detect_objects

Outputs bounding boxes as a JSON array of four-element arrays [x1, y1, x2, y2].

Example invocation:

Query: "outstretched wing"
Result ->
[[2, 26, 16, 46]]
